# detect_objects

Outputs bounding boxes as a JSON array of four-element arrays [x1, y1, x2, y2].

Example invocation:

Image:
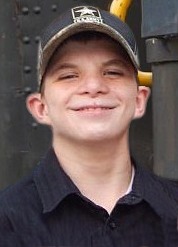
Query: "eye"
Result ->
[[103, 70, 124, 77], [58, 73, 79, 81]]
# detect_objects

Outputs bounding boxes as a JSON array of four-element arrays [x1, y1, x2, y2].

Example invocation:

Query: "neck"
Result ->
[[53, 137, 133, 213]]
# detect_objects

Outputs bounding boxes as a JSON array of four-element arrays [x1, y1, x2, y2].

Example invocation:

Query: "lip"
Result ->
[[69, 102, 117, 111], [69, 104, 117, 118]]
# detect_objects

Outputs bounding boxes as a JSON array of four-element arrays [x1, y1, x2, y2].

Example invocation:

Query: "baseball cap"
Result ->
[[38, 5, 139, 86]]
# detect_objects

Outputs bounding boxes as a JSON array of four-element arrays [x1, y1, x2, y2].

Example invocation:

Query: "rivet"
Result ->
[[32, 122, 38, 128], [24, 66, 32, 74], [22, 36, 30, 44], [51, 4, 57, 12], [24, 87, 32, 95], [34, 36, 40, 43], [22, 7, 29, 15], [33, 6, 41, 14]]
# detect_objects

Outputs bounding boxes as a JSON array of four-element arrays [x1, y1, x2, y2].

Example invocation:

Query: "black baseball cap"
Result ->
[[38, 6, 139, 86]]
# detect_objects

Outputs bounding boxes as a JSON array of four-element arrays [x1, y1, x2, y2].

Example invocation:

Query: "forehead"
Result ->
[[40, 34, 138, 91], [47, 35, 133, 69]]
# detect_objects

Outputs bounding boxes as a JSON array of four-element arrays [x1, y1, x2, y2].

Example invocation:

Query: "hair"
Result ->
[[40, 31, 138, 93]]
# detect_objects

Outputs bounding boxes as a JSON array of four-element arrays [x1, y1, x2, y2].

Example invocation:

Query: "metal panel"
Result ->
[[0, 0, 26, 188], [142, 0, 178, 179], [146, 38, 178, 63], [142, 0, 178, 38], [152, 62, 178, 179], [146, 38, 178, 179]]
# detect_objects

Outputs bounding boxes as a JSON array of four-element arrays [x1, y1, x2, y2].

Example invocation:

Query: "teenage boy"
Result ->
[[0, 5, 178, 247]]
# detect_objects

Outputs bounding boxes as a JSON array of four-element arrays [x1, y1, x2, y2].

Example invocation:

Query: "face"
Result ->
[[27, 38, 150, 145]]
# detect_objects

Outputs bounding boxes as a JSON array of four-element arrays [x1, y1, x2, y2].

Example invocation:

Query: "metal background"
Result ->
[[142, 0, 178, 38], [0, 0, 152, 189], [142, 0, 178, 180]]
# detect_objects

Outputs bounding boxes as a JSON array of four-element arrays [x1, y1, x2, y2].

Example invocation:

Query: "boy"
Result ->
[[0, 5, 178, 247]]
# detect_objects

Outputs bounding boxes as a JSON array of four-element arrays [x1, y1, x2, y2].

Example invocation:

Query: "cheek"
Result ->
[[44, 85, 67, 105], [113, 84, 138, 102], [44, 92, 73, 126]]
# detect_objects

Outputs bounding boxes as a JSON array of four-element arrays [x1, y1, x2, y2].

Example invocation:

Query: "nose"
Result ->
[[77, 74, 109, 97]]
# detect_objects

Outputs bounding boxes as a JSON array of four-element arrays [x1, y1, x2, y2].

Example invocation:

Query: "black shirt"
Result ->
[[0, 148, 178, 247]]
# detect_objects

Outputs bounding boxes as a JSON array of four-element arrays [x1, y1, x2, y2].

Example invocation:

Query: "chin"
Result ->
[[77, 130, 118, 143]]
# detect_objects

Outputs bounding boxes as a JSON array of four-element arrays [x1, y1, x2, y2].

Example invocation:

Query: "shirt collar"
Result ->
[[132, 163, 178, 219], [33, 148, 80, 213], [33, 148, 178, 219], [125, 165, 135, 195]]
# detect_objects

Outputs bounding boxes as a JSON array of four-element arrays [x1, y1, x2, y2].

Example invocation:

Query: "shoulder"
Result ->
[[140, 165, 178, 205], [154, 173, 178, 203], [137, 163, 178, 197], [0, 169, 42, 228], [134, 164, 178, 219], [0, 172, 37, 207]]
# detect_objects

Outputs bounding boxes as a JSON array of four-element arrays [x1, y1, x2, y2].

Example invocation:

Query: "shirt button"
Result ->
[[131, 195, 136, 201], [109, 221, 117, 229]]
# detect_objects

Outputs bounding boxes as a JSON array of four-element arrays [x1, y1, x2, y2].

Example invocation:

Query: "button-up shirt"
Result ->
[[0, 148, 178, 247]]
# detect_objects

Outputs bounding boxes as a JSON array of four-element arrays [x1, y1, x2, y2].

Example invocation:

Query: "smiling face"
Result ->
[[27, 34, 150, 146]]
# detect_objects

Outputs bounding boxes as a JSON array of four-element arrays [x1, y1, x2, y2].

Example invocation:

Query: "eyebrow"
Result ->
[[102, 59, 131, 69], [49, 63, 78, 75]]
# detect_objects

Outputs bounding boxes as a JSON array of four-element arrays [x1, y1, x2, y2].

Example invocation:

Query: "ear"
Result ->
[[26, 93, 51, 125], [134, 86, 151, 119]]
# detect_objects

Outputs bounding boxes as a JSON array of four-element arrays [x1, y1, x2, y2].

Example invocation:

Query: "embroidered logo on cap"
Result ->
[[72, 6, 103, 24]]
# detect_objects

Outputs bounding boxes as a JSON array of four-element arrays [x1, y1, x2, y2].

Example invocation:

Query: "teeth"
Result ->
[[79, 107, 111, 111]]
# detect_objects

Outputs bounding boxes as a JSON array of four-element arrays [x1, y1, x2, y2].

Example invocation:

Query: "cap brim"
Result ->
[[38, 22, 139, 84]]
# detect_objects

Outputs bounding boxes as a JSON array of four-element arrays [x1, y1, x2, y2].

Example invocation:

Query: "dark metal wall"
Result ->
[[142, 0, 178, 180], [0, 0, 152, 189]]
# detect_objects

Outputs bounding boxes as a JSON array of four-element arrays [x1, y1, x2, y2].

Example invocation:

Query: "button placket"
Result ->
[[109, 221, 117, 230]]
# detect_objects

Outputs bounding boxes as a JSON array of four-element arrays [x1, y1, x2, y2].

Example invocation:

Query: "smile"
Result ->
[[76, 106, 114, 111], [70, 105, 116, 118]]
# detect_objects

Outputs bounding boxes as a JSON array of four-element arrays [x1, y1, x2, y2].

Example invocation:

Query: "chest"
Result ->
[[15, 199, 178, 247]]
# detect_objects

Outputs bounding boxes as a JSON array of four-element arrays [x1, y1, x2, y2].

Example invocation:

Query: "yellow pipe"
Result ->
[[110, 0, 132, 21], [138, 71, 152, 87], [110, 0, 152, 86]]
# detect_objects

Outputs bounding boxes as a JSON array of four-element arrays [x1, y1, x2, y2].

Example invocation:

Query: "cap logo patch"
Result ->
[[72, 6, 103, 24]]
